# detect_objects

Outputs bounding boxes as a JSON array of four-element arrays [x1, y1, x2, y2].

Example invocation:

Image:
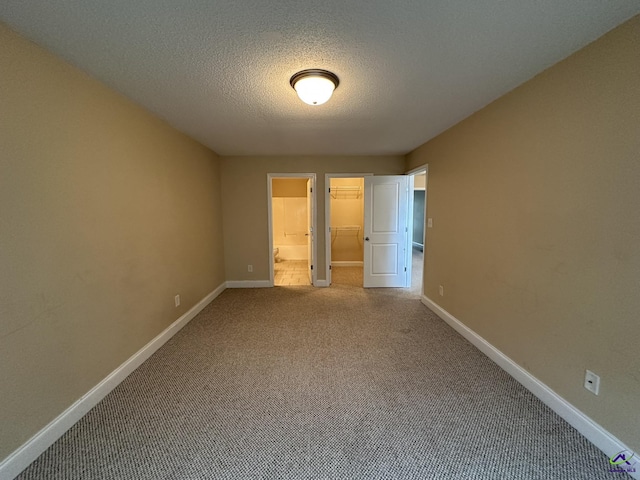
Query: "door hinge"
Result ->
[[310, 187, 313, 193], [404, 267, 407, 272], [328, 187, 331, 193], [329, 265, 332, 270], [311, 265, 313, 270]]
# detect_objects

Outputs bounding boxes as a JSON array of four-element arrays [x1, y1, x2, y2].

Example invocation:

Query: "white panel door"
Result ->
[[363, 175, 409, 287]]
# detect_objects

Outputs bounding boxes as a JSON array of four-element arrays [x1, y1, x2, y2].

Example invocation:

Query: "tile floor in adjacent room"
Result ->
[[274, 260, 311, 286]]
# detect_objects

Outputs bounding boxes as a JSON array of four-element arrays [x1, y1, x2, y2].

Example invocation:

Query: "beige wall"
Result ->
[[330, 178, 364, 262], [272, 178, 308, 197], [406, 16, 640, 452], [221, 156, 404, 281], [0, 23, 225, 461], [413, 173, 426, 190], [272, 197, 308, 247]]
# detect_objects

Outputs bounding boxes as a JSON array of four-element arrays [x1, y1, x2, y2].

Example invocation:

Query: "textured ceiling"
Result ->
[[1, 1, 638, 156]]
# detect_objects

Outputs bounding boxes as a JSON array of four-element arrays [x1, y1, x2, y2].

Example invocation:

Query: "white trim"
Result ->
[[314, 279, 330, 287], [406, 164, 428, 176], [268, 173, 317, 287], [0, 283, 227, 480], [266, 175, 275, 288], [226, 280, 272, 288], [406, 174, 415, 288], [406, 164, 428, 297], [421, 295, 639, 480], [331, 261, 363, 267]]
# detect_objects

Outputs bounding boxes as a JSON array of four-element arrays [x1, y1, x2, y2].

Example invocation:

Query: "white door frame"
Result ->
[[406, 164, 428, 295], [267, 173, 317, 287], [324, 173, 373, 286]]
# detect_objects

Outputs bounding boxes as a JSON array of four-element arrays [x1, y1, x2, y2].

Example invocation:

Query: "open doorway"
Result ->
[[326, 172, 420, 291], [326, 176, 366, 287], [407, 167, 427, 296], [268, 174, 316, 287]]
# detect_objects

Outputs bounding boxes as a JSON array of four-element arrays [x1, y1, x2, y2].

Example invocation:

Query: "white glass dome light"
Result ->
[[290, 69, 339, 106]]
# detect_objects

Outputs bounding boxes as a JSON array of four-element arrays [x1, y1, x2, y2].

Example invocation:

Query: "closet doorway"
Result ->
[[268, 174, 316, 287], [326, 171, 425, 293], [325, 174, 369, 287]]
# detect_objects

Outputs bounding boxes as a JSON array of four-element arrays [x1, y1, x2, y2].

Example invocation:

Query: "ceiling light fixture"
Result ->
[[290, 69, 339, 106]]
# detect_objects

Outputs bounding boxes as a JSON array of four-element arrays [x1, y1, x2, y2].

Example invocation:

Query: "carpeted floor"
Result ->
[[17, 281, 616, 479]]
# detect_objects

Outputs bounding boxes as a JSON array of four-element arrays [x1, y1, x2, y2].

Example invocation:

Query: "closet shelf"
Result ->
[[331, 226, 361, 237], [331, 225, 362, 244], [330, 186, 362, 199], [332, 225, 361, 231]]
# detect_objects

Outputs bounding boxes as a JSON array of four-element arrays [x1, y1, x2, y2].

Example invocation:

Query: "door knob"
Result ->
[[365, 237, 370, 241]]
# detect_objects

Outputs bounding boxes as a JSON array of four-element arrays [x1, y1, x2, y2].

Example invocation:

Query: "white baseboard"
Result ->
[[226, 280, 272, 288], [0, 282, 227, 480], [314, 279, 329, 287], [421, 295, 639, 480], [331, 261, 363, 267]]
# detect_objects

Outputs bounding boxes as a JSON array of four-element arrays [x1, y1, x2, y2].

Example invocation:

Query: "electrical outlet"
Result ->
[[584, 370, 600, 395], [174, 295, 180, 307], [439, 285, 444, 296], [427, 218, 433, 228], [248, 264, 253, 273]]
